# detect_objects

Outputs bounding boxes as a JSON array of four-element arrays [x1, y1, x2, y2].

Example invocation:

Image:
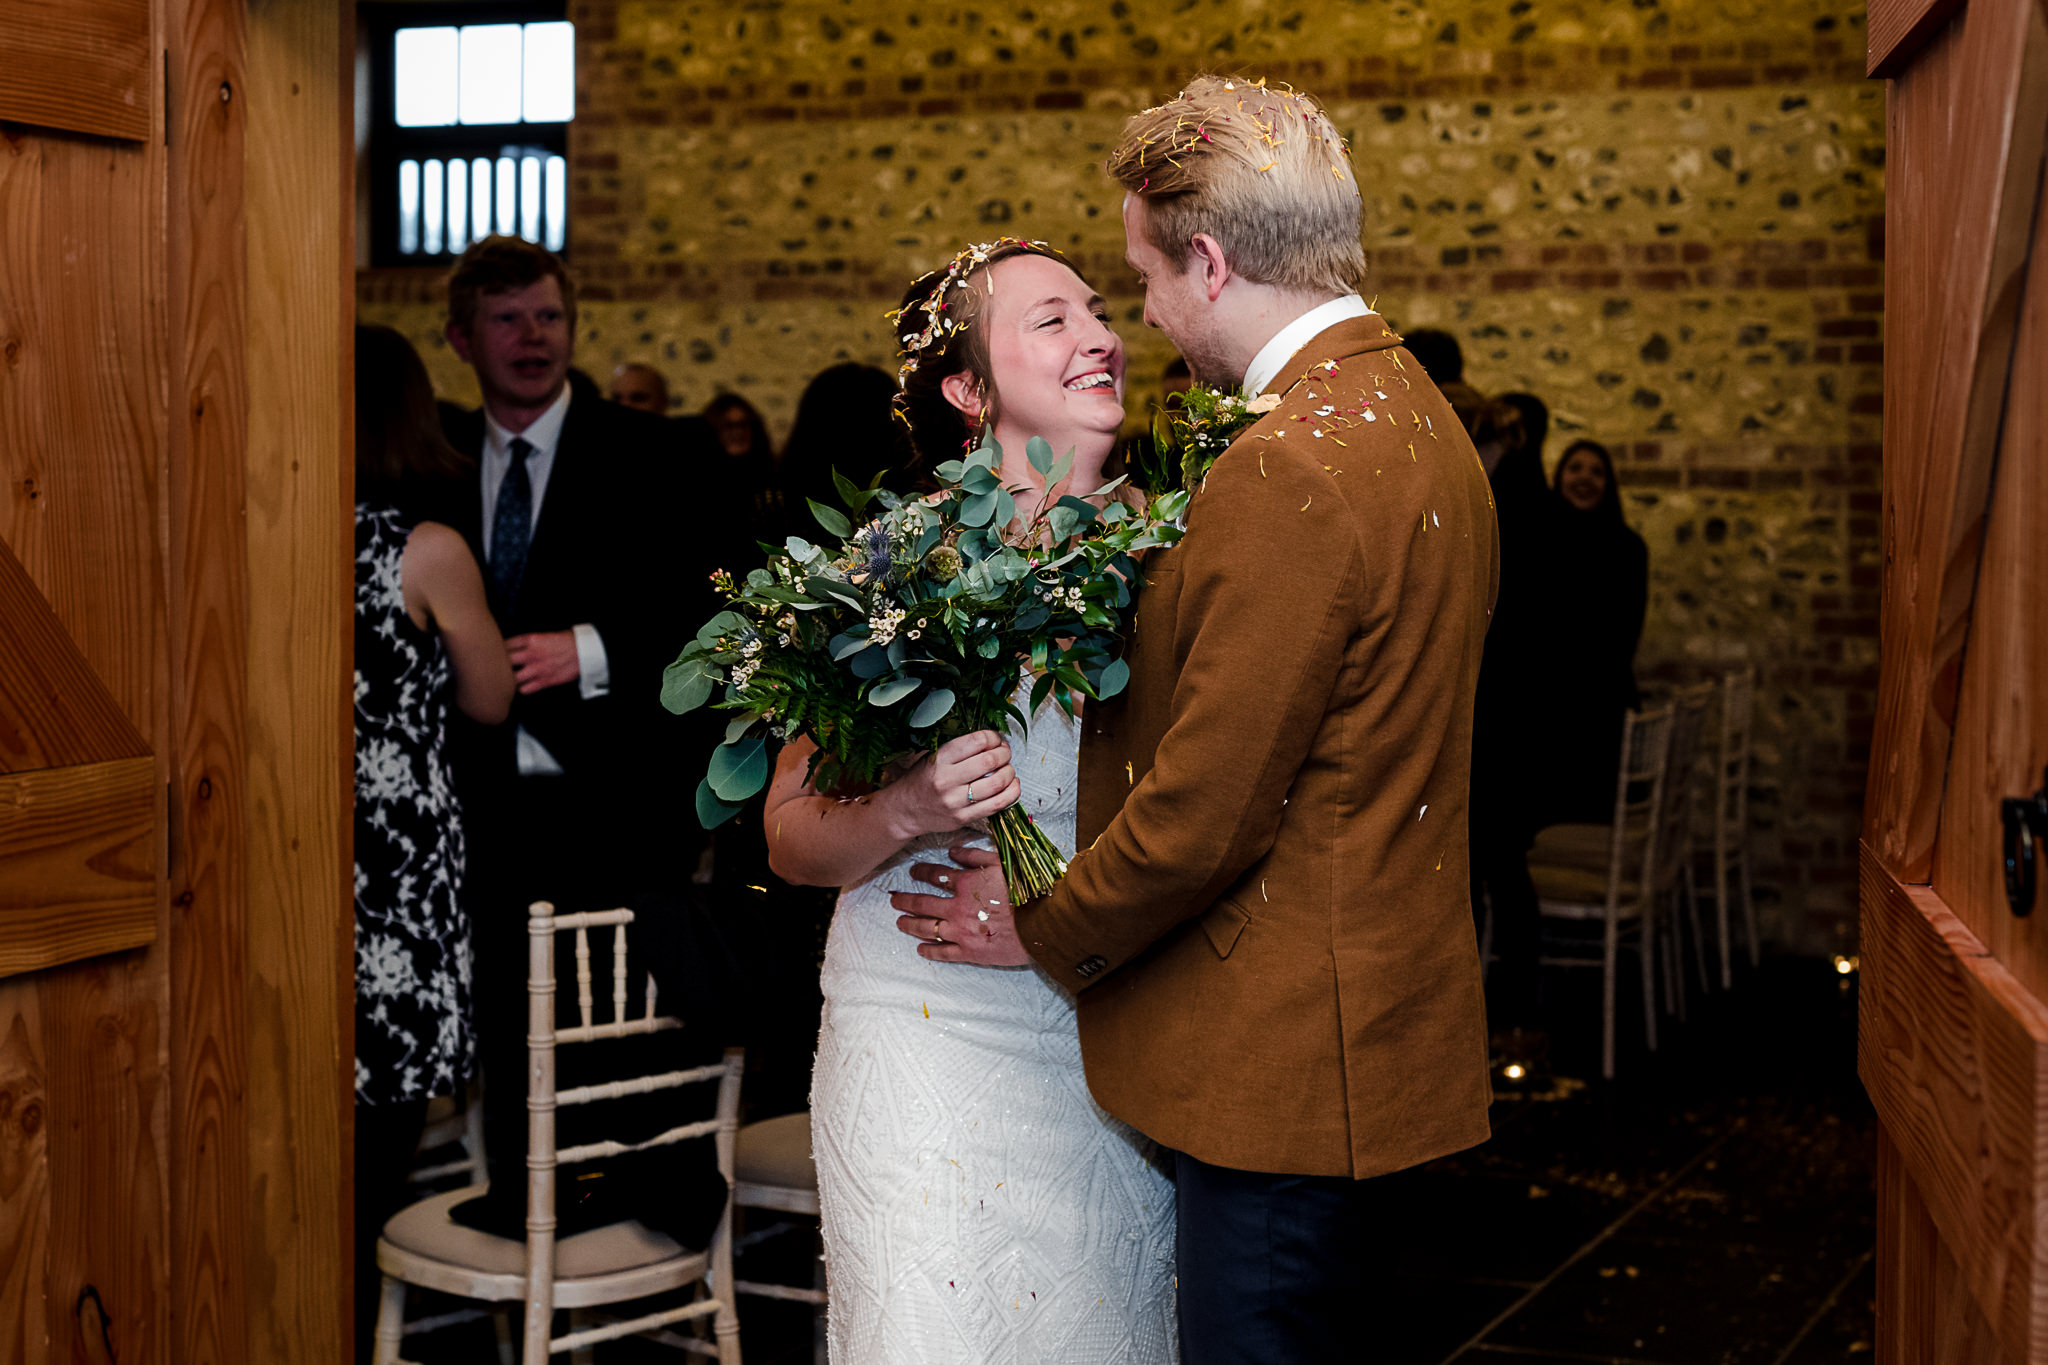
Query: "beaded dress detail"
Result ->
[[811, 688, 1177, 1365]]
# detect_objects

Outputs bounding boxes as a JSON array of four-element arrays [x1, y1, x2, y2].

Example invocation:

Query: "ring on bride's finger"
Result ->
[[930, 920, 947, 944]]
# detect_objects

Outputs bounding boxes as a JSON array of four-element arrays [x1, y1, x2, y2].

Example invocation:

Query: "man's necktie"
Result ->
[[491, 436, 533, 611]]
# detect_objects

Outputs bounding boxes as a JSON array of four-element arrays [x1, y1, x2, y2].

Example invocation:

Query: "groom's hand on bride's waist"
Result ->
[[892, 847, 1029, 967]]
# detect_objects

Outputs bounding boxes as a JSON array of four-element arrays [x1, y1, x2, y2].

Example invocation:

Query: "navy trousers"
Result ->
[[1174, 1151, 1401, 1364]]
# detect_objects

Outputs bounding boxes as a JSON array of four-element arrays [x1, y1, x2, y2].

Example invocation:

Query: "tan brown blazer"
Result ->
[[1018, 314, 1499, 1179]]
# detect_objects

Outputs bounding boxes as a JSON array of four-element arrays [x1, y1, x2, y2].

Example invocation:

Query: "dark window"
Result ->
[[363, 3, 572, 266]]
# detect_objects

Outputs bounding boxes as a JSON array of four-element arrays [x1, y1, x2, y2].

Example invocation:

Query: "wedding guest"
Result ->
[[608, 361, 671, 414], [702, 391, 783, 541], [1467, 390, 1561, 1057], [777, 362, 919, 538], [351, 324, 514, 1362], [1402, 327, 1464, 384], [435, 235, 731, 1186], [1542, 438, 1649, 821]]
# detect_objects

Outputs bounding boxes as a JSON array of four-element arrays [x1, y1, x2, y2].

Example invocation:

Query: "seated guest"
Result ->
[[608, 360, 671, 414], [351, 324, 514, 1361], [435, 235, 733, 1190], [1543, 438, 1650, 823], [777, 362, 920, 538]]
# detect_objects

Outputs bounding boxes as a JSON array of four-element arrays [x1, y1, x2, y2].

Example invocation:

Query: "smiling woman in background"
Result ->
[[1543, 438, 1650, 823]]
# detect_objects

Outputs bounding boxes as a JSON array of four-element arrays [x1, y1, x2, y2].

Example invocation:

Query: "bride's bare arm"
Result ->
[[763, 731, 1023, 888]]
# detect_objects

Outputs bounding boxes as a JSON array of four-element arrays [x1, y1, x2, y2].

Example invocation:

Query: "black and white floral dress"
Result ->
[[354, 503, 475, 1107]]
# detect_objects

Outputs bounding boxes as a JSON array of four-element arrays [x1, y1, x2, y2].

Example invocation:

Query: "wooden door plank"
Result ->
[[1860, 843, 2048, 1362], [1933, 76, 2048, 1001], [0, 997, 51, 1365], [1876, 1128, 2007, 1363], [1866, 0, 2048, 881], [240, 1, 353, 1359], [1868, 0, 1967, 76], [0, 0, 151, 142], [166, 0, 251, 1357], [0, 758, 156, 977], [0, 538, 150, 775]]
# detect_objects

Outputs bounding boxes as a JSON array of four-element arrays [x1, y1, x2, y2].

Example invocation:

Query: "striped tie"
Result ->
[[490, 436, 533, 611]]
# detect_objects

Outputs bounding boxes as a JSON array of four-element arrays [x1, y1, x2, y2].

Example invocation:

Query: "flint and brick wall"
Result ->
[[358, 0, 1884, 953]]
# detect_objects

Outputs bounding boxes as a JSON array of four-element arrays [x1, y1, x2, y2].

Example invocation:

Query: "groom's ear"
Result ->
[[940, 370, 985, 420], [1188, 234, 1232, 303]]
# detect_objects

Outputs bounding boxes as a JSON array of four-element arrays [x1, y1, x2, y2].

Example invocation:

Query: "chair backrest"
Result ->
[[1655, 682, 1718, 890], [1716, 666, 1756, 843], [523, 901, 743, 1361], [1601, 702, 1676, 909]]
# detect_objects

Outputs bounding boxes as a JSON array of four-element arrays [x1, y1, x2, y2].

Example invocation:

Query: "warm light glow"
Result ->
[[1833, 954, 1858, 976], [1504, 1063, 1527, 1081]]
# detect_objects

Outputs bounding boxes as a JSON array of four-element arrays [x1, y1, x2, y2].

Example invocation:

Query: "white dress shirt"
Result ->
[[1239, 294, 1374, 398], [480, 383, 610, 776]]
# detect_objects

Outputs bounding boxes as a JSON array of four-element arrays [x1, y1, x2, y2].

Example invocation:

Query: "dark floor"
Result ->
[[403, 953, 1875, 1364]]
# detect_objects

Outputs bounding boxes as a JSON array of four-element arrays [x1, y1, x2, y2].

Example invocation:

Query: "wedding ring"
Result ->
[[930, 921, 947, 944], [967, 780, 978, 801]]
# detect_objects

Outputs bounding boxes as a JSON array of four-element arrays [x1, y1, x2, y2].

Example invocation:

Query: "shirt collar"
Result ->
[[1240, 294, 1373, 398], [484, 381, 574, 461]]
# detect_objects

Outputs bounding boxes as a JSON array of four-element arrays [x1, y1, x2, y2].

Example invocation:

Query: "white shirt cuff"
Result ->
[[573, 623, 610, 699]]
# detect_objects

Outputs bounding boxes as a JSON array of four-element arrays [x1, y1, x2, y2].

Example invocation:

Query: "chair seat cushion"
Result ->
[[1530, 823, 1616, 870], [735, 1112, 815, 1191], [1530, 861, 1641, 905], [381, 1186, 685, 1281]]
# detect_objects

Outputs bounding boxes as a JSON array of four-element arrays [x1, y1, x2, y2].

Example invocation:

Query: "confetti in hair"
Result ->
[[886, 237, 1066, 386]]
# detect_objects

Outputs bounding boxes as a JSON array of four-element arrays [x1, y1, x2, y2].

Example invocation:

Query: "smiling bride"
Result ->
[[762, 239, 1177, 1365]]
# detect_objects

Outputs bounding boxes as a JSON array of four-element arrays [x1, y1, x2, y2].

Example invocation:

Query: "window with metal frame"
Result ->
[[363, 3, 572, 266]]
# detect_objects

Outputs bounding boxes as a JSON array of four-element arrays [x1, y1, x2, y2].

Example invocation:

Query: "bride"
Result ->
[[763, 239, 1177, 1364]]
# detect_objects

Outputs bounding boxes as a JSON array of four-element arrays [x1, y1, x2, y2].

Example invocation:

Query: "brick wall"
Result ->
[[358, 0, 1883, 954]]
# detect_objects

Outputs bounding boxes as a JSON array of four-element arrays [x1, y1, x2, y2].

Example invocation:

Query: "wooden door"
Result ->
[[1859, 0, 2048, 1357], [0, 1, 354, 1361]]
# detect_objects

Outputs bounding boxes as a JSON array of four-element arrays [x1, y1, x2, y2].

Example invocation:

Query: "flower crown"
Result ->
[[888, 237, 1065, 385]]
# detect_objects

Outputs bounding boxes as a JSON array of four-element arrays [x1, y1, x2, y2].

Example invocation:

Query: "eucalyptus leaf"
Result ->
[[831, 467, 868, 514], [977, 634, 1002, 659], [694, 610, 750, 648], [1049, 448, 1074, 490], [830, 632, 872, 661], [961, 490, 998, 527], [695, 778, 745, 830], [850, 646, 893, 679], [909, 687, 956, 728], [932, 459, 967, 483], [707, 735, 770, 802], [1026, 435, 1056, 475], [993, 487, 1016, 527], [725, 712, 763, 743], [886, 635, 907, 668], [809, 498, 853, 539], [962, 464, 1000, 495], [1049, 506, 1080, 541], [784, 536, 820, 562], [868, 675, 921, 707], [1096, 657, 1131, 699], [660, 657, 715, 714], [1014, 603, 1050, 633]]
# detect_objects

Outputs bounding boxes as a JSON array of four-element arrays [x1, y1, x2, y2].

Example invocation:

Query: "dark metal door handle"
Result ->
[[2004, 767, 2048, 917]]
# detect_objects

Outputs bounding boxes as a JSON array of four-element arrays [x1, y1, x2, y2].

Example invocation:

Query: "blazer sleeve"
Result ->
[[1018, 441, 1362, 991]]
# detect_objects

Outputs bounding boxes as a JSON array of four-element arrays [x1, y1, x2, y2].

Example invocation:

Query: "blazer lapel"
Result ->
[[1257, 314, 1405, 402]]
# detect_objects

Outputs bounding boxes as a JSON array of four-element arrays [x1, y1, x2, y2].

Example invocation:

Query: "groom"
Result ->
[[896, 76, 1497, 1359]]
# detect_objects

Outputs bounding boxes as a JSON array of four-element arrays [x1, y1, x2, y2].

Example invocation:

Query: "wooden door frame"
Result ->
[[165, 0, 356, 1359]]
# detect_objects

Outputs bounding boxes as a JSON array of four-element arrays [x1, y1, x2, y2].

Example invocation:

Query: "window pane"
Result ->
[[422, 159, 445, 254], [520, 154, 542, 244], [473, 158, 495, 242], [544, 155, 567, 251], [496, 156, 518, 236], [459, 24, 524, 125], [446, 158, 468, 253], [522, 22, 575, 123], [394, 27, 458, 127], [397, 159, 420, 255]]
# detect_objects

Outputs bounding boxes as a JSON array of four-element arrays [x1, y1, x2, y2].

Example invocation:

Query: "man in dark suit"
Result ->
[[437, 235, 731, 1190]]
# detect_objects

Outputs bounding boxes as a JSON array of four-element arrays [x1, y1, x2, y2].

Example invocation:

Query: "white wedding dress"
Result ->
[[811, 691, 1178, 1365]]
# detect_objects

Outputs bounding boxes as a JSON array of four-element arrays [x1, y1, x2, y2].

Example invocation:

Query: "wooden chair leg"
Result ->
[[1715, 848, 1734, 990], [372, 1276, 407, 1365], [1740, 848, 1760, 967], [492, 1309, 515, 1365], [1683, 862, 1712, 994], [1639, 903, 1658, 1054], [1602, 912, 1619, 1080], [568, 1310, 595, 1365]]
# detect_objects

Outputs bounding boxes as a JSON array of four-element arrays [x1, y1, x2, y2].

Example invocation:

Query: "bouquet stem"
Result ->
[[989, 803, 1068, 905]]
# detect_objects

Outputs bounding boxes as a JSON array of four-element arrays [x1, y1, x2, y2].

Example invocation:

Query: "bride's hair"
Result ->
[[891, 239, 1085, 465]]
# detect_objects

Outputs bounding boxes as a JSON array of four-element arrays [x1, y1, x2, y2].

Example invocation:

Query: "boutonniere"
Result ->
[[1126, 387, 1284, 498]]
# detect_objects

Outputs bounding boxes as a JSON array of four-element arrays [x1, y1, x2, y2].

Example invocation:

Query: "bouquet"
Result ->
[[662, 436, 1187, 903]]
